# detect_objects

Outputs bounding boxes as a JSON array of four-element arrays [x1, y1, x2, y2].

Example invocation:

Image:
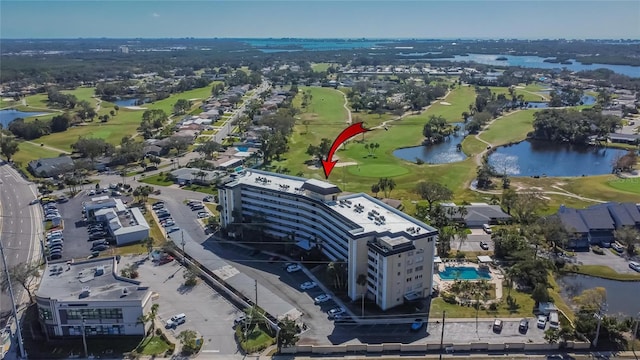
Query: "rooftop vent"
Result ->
[[121, 288, 129, 298]]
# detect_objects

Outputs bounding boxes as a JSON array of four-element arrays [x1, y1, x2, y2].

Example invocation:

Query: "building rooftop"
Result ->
[[112, 207, 149, 235], [228, 170, 436, 237], [36, 257, 149, 302]]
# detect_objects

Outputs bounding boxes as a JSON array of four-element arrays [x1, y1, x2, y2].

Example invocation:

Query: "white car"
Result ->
[[537, 315, 547, 329], [314, 294, 331, 304], [88, 190, 96, 196], [629, 261, 640, 272], [286, 264, 302, 273], [300, 281, 317, 290], [327, 307, 345, 318]]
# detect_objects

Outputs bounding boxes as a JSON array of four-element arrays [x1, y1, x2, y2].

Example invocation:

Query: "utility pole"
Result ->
[[439, 311, 446, 360], [592, 302, 607, 348], [254, 279, 258, 309], [0, 238, 26, 359], [180, 230, 186, 263]]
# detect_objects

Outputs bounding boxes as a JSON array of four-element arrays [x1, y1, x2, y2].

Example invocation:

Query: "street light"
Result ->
[[181, 230, 186, 263]]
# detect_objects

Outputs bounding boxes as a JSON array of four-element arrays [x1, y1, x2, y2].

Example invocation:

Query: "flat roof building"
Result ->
[[88, 198, 149, 246], [35, 257, 153, 338], [219, 169, 438, 311]]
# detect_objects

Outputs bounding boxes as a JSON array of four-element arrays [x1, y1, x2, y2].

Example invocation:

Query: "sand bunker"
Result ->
[[440, 102, 451, 105], [125, 106, 147, 110], [515, 86, 525, 89], [2, 98, 15, 102]]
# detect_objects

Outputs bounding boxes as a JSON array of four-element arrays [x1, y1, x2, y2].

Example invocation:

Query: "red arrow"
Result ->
[[321, 122, 370, 179]]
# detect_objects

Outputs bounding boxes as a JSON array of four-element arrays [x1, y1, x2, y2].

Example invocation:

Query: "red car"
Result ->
[[158, 256, 174, 265]]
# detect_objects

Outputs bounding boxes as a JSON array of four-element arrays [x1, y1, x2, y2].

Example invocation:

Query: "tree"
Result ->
[[50, 113, 72, 132], [511, 192, 548, 224], [614, 226, 640, 255], [415, 181, 453, 211], [173, 99, 191, 115], [306, 138, 332, 162], [177, 329, 200, 355], [71, 137, 112, 164], [370, 183, 380, 197], [537, 216, 569, 253], [501, 188, 517, 215], [0, 262, 39, 303], [197, 140, 223, 159], [531, 283, 550, 304], [183, 265, 198, 287], [573, 287, 607, 312], [0, 137, 19, 162], [277, 318, 299, 349]]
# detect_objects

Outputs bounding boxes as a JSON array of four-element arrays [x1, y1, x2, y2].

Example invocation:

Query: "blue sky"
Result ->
[[1, 1, 638, 39]]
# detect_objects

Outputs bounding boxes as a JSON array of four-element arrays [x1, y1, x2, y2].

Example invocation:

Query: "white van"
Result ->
[[482, 224, 492, 234], [548, 311, 560, 329], [165, 313, 186, 328]]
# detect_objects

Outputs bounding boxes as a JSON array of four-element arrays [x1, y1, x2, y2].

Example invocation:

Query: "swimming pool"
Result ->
[[236, 146, 248, 152], [439, 266, 491, 280]]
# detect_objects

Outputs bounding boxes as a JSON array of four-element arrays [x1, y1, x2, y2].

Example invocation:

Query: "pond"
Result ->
[[112, 98, 150, 107], [444, 54, 640, 78], [393, 123, 467, 164], [558, 274, 640, 317], [488, 140, 630, 177], [0, 109, 48, 127]]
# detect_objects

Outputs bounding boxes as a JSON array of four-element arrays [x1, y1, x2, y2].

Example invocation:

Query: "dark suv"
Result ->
[[519, 318, 529, 333]]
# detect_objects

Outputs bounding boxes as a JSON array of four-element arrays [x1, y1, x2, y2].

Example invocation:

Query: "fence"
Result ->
[[280, 340, 591, 354]]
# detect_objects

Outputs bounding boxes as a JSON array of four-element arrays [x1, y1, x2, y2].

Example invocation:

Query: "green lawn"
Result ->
[[461, 136, 488, 157], [235, 325, 275, 354], [429, 288, 536, 318], [487, 86, 548, 103], [311, 62, 332, 72], [137, 336, 172, 355], [0, 98, 16, 108], [61, 87, 97, 104], [182, 184, 217, 195], [406, 85, 476, 122], [140, 174, 174, 186], [478, 110, 536, 146], [607, 177, 640, 194], [568, 265, 640, 281]]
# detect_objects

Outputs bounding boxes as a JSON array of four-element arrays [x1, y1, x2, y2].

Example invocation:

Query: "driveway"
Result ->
[[574, 248, 639, 274], [134, 255, 242, 355], [455, 230, 492, 252]]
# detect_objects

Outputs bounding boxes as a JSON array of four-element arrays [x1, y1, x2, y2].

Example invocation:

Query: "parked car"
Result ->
[[492, 319, 503, 333], [537, 315, 547, 329], [197, 212, 209, 218], [314, 294, 331, 304], [300, 281, 317, 290], [286, 264, 302, 273], [629, 261, 640, 272], [612, 242, 625, 253], [88, 190, 96, 196], [163, 221, 175, 227], [410, 319, 425, 332], [480, 241, 489, 250], [327, 307, 345, 318], [165, 313, 186, 329], [191, 205, 205, 211], [233, 314, 247, 327], [159, 256, 174, 265], [50, 253, 62, 260], [519, 318, 529, 333], [167, 226, 180, 234]]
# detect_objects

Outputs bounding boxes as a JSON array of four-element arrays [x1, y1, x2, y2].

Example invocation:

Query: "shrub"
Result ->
[[442, 292, 457, 304], [155, 328, 162, 336]]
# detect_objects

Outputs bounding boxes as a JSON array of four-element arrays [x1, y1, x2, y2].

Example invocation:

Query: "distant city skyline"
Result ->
[[1, 1, 639, 40]]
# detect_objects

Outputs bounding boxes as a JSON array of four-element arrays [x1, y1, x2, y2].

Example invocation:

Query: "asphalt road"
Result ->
[[0, 162, 41, 326]]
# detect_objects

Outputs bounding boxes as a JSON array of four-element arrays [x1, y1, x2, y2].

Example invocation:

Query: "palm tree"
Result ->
[[138, 303, 160, 335], [456, 227, 468, 250], [386, 178, 396, 197], [356, 274, 367, 317]]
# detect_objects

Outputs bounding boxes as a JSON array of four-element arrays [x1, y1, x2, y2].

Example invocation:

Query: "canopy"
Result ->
[[477, 255, 493, 263], [434, 256, 443, 264]]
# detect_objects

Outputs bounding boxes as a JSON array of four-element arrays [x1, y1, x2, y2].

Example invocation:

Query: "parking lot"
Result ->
[[457, 228, 493, 253], [574, 248, 640, 274], [134, 254, 243, 355], [53, 189, 133, 261]]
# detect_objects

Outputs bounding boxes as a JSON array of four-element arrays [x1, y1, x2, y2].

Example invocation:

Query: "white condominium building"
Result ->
[[219, 169, 438, 311]]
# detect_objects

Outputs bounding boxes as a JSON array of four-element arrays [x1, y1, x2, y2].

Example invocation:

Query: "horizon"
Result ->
[[2, 37, 639, 41], [1, 1, 638, 39]]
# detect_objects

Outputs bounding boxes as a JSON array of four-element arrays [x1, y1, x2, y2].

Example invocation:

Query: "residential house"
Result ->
[[28, 156, 75, 178], [555, 202, 640, 249], [441, 203, 512, 228], [170, 167, 225, 185]]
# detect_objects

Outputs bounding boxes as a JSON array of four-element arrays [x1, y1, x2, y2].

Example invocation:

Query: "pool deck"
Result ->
[[434, 260, 504, 302]]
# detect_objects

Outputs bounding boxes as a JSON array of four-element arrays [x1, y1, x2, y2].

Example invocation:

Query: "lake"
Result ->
[[488, 140, 630, 177], [112, 98, 150, 107], [445, 54, 639, 78], [0, 109, 48, 127], [558, 274, 640, 317], [393, 123, 467, 164]]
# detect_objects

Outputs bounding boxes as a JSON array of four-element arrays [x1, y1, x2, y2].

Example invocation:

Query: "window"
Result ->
[[407, 259, 413, 265], [415, 265, 423, 272], [398, 263, 401, 267], [65, 308, 123, 320], [408, 251, 414, 257], [414, 274, 423, 280], [407, 268, 413, 274], [38, 307, 53, 320], [397, 272, 401, 276], [406, 277, 412, 282], [416, 256, 424, 263]]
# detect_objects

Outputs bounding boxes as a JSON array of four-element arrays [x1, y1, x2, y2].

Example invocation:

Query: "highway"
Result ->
[[0, 162, 42, 327]]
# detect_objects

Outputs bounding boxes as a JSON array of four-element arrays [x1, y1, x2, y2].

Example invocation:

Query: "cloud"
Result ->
[[152, 12, 160, 18]]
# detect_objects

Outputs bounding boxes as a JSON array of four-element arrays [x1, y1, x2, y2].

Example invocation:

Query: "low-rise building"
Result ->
[[441, 202, 512, 227], [170, 167, 225, 185], [218, 170, 438, 311], [35, 257, 153, 338], [28, 156, 74, 178], [86, 197, 149, 245]]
